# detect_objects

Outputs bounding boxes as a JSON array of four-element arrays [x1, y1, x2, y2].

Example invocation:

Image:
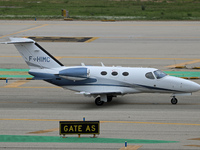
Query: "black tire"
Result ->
[[171, 97, 178, 105], [95, 97, 104, 106]]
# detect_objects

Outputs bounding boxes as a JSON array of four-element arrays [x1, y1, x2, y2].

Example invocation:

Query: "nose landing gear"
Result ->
[[171, 96, 178, 105]]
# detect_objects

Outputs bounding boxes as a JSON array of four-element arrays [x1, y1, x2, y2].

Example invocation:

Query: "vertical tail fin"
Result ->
[[4, 38, 64, 69]]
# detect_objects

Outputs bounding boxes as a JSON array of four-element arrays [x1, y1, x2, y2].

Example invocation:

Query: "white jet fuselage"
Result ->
[[65, 67, 200, 94], [29, 66, 200, 96]]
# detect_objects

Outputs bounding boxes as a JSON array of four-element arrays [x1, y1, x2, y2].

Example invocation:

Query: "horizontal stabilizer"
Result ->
[[1, 38, 34, 44]]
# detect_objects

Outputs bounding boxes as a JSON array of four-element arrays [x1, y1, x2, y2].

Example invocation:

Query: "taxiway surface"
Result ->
[[0, 20, 200, 150]]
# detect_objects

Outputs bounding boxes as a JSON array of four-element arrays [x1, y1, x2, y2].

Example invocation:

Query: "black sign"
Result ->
[[59, 121, 99, 135]]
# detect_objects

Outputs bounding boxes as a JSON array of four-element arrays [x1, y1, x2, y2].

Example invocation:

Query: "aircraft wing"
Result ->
[[78, 91, 123, 96]]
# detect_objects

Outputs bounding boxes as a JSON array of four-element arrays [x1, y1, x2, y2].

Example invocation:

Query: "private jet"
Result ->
[[2, 38, 200, 106]]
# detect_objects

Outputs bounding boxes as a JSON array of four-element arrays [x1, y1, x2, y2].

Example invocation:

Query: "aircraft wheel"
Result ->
[[95, 97, 104, 106], [171, 97, 178, 105], [107, 96, 113, 102]]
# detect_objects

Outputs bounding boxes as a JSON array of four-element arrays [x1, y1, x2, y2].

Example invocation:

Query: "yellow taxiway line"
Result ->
[[119, 145, 142, 150], [60, 56, 195, 61], [166, 59, 200, 68], [0, 24, 48, 39], [0, 86, 60, 89], [188, 138, 200, 140], [185, 138, 200, 148], [85, 37, 99, 43], [1, 118, 200, 126], [54, 56, 63, 60], [3, 80, 30, 88], [100, 120, 200, 126], [28, 128, 58, 134], [0, 55, 196, 61], [185, 145, 200, 147]]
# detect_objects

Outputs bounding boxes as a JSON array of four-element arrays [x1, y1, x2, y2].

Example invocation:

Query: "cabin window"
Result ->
[[101, 71, 107, 76], [122, 72, 129, 76], [145, 72, 155, 79], [112, 71, 118, 76], [154, 70, 167, 79]]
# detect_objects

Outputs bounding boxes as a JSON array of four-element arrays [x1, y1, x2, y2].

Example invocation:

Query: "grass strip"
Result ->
[[0, 0, 200, 20]]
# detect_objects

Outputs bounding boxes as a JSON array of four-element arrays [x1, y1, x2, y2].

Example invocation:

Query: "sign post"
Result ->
[[59, 121, 99, 138]]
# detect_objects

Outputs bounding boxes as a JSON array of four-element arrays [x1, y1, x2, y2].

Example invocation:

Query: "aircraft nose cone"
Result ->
[[190, 82, 200, 92], [169, 76, 200, 92]]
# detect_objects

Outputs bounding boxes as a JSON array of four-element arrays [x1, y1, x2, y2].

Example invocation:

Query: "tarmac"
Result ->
[[0, 20, 200, 150]]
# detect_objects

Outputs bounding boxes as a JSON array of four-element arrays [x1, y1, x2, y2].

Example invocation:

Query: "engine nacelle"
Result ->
[[59, 67, 90, 81]]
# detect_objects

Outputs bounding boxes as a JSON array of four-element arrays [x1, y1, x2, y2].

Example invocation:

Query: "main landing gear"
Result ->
[[95, 95, 179, 106], [171, 96, 178, 105], [95, 95, 113, 106], [95, 97, 104, 106]]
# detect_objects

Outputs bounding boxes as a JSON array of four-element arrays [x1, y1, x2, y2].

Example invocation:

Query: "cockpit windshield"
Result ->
[[153, 70, 167, 79]]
